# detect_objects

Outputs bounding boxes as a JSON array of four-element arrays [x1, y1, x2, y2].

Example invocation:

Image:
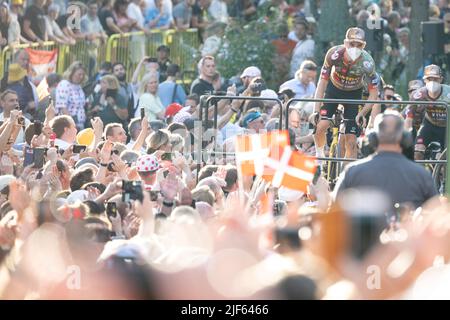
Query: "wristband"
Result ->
[[162, 200, 173, 207], [100, 162, 108, 167]]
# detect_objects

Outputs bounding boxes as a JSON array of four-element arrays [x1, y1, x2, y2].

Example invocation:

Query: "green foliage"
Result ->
[[216, 18, 277, 87]]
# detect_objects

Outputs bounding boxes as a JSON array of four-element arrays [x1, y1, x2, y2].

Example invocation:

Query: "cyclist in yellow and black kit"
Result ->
[[408, 65, 450, 160], [313, 27, 379, 161]]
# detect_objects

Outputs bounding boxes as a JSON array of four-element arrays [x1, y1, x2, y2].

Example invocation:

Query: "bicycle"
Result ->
[[431, 147, 447, 194], [324, 107, 354, 189]]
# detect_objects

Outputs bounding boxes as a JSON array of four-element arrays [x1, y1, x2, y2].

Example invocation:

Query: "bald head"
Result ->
[[375, 112, 404, 145]]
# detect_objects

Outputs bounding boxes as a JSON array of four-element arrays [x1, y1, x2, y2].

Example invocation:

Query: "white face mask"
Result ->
[[426, 81, 441, 94], [299, 123, 310, 137], [347, 47, 362, 61]]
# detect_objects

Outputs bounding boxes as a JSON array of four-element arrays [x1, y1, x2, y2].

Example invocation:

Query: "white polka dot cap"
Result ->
[[137, 154, 160, 172]]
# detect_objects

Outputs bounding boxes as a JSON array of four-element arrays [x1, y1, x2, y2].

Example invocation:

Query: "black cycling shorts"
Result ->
[[320, 81, 363, 135], [416, 118, 446, 148]]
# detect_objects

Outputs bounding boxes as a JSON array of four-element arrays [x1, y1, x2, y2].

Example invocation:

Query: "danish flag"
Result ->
[[235, 131, 289, 176], [262, 146, 317, 192]]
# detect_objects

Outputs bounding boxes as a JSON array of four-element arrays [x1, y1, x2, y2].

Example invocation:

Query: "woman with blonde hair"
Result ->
[[88, 74, 128, 125], [145, 129, 171, 155], [55, 61, 87, 129], [137, 72, 164, 121]]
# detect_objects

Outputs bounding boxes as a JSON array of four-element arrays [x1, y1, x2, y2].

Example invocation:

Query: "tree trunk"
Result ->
[[407, 0, 429, 80]]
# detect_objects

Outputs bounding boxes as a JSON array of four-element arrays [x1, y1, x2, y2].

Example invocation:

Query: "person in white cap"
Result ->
[[136, 154, 160, 191], [239, 66, 261, 94]]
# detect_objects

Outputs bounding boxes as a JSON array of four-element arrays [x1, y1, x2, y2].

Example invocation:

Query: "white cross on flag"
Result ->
[[235, 131, 289, 176], [262, 145, 317, 192]]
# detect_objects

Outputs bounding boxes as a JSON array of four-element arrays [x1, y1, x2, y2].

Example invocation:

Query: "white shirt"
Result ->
[[0, 113, 30, 145], [208, 0, 228, 23], [55, 138, 72, 151], [288, 31, 300, 42], [279, 78, 316, 99], [126, 139, 146, 154], [290, 37, 315, 77], [127, 2, 145, 29]]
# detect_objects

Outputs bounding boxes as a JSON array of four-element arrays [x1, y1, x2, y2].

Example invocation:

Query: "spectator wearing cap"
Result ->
[[165, 103, 183, 124], [158, 64, 187, 108], [280, 60, 317, 99], [5, 63, 35, 115], [9, 0, 24, 22], [242, 111, 265, 133], [136, 154, 160, 190], [156, 45, 171, 82], [239, 66, 262, 94], [289, 18, 315, 77], [172, 110, 192, 125]]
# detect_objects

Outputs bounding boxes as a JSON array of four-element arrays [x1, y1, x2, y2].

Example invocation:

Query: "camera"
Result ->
[[105, 88, 118, 99], [149, 190, 159, 202], [249, 82, 266, 96], [121, 180, 143, 203], [18, 116, 25, 126], [273, 199, 287, 217], [72, 144, 87, 154], [161, 152, 172, 162]]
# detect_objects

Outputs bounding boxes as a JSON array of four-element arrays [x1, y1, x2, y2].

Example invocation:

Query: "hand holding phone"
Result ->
[[72, 144, 87, 154], [33, 147, 46, 169], [34, 120, 42, 136], [140, 107, 145, 120], [106, 202, 118, 219], [121, 180, 143, 203]]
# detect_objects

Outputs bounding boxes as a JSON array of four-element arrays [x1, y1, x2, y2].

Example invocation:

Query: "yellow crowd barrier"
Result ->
[[1, 29, 199, 84], [106, 29, 199, 82]]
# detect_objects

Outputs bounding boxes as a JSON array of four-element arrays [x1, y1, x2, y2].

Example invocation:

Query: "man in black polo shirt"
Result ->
[[334, 111, 437, 210], [22, 0, 47, 42], [190, 55, 215, 97]]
